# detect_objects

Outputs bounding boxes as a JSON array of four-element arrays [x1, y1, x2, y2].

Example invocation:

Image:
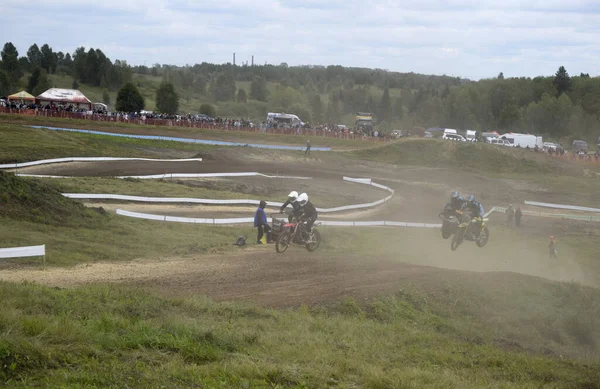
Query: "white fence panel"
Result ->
[[319, 221, 355, 226], [0, 245, 45, 259], [524, 201, 600, 213], [384, 221, 407, 227], [116, 209, 165, 221], [213, 217, 254, 225], [352, 221, 386, 227], [0, 157, 203, 170], [165, 216, 198, 224]]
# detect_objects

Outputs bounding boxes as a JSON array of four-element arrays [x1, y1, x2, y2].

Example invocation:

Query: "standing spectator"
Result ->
[[254, 200, 272, 244], [305, 140, 311, 155], [515, 205, 523, 227], [548, 236, 558, 259], [505, 204, 515, 227]]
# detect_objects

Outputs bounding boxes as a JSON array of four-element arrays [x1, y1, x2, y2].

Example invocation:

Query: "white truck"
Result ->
[[465, 130, 477, 142], [500, 133, 543, 149]]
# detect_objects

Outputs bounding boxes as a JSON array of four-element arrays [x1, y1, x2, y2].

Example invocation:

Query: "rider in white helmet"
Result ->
[[294, 192, 318, 234], [280, 191, 302, 222]]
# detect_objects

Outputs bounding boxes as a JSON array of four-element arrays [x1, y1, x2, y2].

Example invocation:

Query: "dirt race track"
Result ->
[[5, 146, 600, 304]]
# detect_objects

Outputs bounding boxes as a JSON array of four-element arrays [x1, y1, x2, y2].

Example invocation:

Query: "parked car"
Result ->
[[489, 138, 512, 147], [572, 140, 588, 154], [442, 133, 467, 142], [424, 131, 433, 138]]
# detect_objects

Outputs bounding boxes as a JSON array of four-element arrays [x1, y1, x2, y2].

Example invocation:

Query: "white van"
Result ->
[[442, 133, 467, 142], [500, 133, 538, 148], [489, 138, 511, 147], [443, 128, 458, 136], [465, 130, 477, 142]]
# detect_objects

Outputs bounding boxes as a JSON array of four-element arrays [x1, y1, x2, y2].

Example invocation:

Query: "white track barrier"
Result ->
[[0, 157, 203, 169], [0, 245, 45, 259], [524, 201, 600, 213], [16, 172, 311, 180], [487, 206, 600, 222], [116, 209, 442, 228], [62, 176, 394, 214]]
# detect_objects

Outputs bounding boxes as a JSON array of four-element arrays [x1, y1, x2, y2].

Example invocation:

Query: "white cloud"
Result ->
[[1, 0, 599, 79]]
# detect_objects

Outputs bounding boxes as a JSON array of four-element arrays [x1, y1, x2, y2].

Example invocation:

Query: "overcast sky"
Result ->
[[1, 0, 598, 80]]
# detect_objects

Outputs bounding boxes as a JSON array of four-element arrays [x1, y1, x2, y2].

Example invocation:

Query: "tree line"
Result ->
[[1, 41, 599, 144], [0, 42, 132, 97]]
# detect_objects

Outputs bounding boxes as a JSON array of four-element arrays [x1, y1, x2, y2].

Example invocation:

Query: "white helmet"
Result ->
[[288, 191, 299, 200], [295, 193, 308, 206]]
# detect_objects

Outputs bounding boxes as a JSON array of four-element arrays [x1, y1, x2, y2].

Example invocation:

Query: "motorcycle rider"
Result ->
[[294, 192, 318, 236], [280, 191, 303, 222], [461, 194, 485, 239], [446, 191, 465, 213]]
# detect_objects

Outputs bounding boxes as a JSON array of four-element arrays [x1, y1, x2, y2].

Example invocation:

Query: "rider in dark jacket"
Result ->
[[461, 195, 485, 238], [280, 191, 303, 222], [295, 193, 318, 233], [446, 191, 465, 212], [462, 194, 485, 218]]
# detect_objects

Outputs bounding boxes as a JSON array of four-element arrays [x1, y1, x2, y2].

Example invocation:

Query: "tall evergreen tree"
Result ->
[[1, 42, 22, 86], [32, 69, 51, 96], [116, 82, 145, 112], [250, 77, 269, 101], [0, 70, 11, 96], [378, 88, 393, 123], [26, 67, 41, 93], [26, 44, 42, 68], [237, 88, 248, 103], [155, 82, 179, 114], [199, 103, 216, 118], [553, 66, 571, 96], [310, 94, 324, 123], [211, 73, 236, 101], [40, 44, 56, 73]]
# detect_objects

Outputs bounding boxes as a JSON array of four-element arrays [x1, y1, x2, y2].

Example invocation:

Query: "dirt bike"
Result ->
[[450, 210, 490, 251], [439, 205, 460, 239], [275, 216, 321, 253]]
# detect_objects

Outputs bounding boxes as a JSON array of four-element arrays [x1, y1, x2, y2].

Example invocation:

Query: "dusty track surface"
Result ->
[[7, 146, 599, 306], [0, 250, 431, 307], [1, 236, 595, 307]]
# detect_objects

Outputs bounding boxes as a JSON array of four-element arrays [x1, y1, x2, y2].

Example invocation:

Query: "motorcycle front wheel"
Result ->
[[441, 225, 452, 239], [276, 230, 291, 253], [450, 230, 462, 251], [305, 229, 321, 252], [476, 227, 490, 248]]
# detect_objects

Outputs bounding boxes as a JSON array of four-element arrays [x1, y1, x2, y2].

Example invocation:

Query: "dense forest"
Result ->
[[1, 42, 599, 144]]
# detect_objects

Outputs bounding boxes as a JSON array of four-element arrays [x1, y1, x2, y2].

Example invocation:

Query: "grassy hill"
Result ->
[[0, 171, 104, 227], [0, 171, 248, 266], [1, 274, 599, 388], [47, 74, 395, 127], [349, 138, 580, 175]]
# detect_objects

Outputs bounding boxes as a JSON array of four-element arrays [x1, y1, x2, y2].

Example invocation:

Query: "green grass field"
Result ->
[[0, 123, 208, 163], [2, 118, 600, 387], [2, 281, 599, 388]]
